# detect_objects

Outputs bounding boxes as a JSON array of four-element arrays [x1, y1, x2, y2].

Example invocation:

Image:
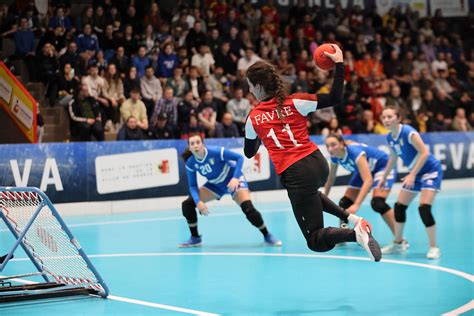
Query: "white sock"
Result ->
[[347, 214, 361, 225]]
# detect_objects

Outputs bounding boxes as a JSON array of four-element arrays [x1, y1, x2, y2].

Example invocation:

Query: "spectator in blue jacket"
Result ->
[[156, 43, 179, 79], [75, 23, 99, 67], [132, 46, 151, 78], [14, 17, 36, 81], [48, 7, 73, 33]]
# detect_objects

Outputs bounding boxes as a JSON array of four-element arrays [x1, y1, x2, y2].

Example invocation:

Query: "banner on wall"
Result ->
[[375, 0, 428, 17], [430, 0, 469, 17], [0, 61, 37, 143], [0, 133, 472, 204]]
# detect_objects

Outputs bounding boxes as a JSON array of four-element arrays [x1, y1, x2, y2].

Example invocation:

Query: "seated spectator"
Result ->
[[157, 42, 179, 80], [123, 66, 140, 98], [140, 65, 163, 117], [237, 48, 261, 78], [214, 41, 238, 80], [48, 6, 73, 33], [75, 23, 99, 68], [110, 46, 130, 78], [120, 88, 148, 130], [82, 63, 109, 109], [321, 117, 343, 136], [198, 90, 218, 137], [60, 42, 84, 77], [177, 90, 200, 130], [206, 66, 230, 103], [88, 49, 108, 74], [191, 44, 215, 78], [103, 63, 125, 128], [148, 113, 176, 139], [151, 87, 178, 128], [180, 114, 206, 140], [166, 67, 189, 98], [215, 112, 240, 138], [14, 17, 36, 81], [226, 87, 250, 135], [291, 70, 310, 93], [68, 84, 104, 141], [117, 116, 146, 141], [56, 63, 80, 108], [186, 66, 206, 101], [452, 108, 472, 131], [359, 109, 376, 134], [132, 46, 151, 78], [37, 43, 59, 106], [429, 112, 450, 132]]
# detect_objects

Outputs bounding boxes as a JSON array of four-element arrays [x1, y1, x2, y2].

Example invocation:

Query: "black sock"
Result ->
[[189, 225, 199, 238], [260, 227, 269, 236]]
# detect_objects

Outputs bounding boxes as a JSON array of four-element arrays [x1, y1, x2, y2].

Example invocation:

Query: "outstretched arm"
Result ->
[[316, 62, 345, 109], [293, 45, 345, 117]]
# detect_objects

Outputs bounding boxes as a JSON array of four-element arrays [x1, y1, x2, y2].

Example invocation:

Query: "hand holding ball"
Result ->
[[313, 44, 343, 71]]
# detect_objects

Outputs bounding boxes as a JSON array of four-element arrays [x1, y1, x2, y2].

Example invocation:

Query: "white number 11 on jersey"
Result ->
[[266, 124, 302, 149]]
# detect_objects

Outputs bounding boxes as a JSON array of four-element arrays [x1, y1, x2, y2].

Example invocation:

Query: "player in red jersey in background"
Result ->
[[244, 46, 382, 261]]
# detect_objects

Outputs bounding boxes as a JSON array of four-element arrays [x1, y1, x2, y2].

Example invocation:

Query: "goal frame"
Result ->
[[0, 186, 109, 300]]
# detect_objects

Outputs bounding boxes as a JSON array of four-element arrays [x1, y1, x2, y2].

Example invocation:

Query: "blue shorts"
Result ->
[[402, 163, 443, 192], [202, 175, 249, 200], [348, 167, 397, 191]]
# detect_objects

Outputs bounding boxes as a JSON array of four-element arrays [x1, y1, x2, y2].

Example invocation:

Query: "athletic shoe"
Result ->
[[264, 233, 283, 246], [426, 247, 441, 259], [354, 218, 382, 262], [381, 240, 409, 254], [178, 236, 202, 248]]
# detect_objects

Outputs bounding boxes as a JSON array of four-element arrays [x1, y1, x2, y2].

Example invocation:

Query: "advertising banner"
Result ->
[[0, 61, 37, 143], [430, 0, 469, 17], [0, 132, 472, 203]]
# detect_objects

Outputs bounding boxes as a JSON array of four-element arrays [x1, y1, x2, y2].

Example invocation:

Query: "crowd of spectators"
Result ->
[[1, 0, 473, 142]]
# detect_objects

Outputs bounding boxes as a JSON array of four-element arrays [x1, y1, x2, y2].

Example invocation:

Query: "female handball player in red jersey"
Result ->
[[244, 45, 382, 261]]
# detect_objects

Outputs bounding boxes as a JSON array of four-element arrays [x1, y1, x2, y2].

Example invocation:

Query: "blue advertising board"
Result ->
[[0, 132, 473, 203]]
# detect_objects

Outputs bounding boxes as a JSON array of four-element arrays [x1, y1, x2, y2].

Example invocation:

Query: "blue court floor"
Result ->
[[0, 187, 472, 315]]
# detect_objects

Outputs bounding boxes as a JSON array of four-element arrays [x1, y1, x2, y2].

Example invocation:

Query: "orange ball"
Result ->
[[313, 43, 337, 71]]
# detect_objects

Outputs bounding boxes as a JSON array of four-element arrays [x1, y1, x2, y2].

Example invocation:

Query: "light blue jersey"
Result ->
[[331, 143, 396, 189], [387, 124, 442, 191], [185, 147, 248, 203]]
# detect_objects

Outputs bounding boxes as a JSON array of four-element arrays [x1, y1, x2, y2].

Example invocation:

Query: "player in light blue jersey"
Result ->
[[378, 106, 442, 259], [179, 134, 282, 247], [324, 134, 398, 241]]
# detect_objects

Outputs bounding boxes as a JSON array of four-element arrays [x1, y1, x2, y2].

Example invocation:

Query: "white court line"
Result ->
[[0, 208, 290, 232], [107, 295, 219, 316], [0, 275, 220, 316], [442, 300, 474, 315]]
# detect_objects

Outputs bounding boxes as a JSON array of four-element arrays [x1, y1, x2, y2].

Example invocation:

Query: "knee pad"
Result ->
[[339, 196, 354, 210], [419, 204, 435, 227], [240, 200, 264, 228], [182, 196, 197, 223], [394, 203, 408, 223], [371, 197, 391, 215]]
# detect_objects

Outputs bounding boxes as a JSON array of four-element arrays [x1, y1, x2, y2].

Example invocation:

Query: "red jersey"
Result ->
[[245, 93, 319, 174]]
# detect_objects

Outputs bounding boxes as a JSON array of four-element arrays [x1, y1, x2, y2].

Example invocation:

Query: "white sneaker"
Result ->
[[381, 240, 409, 254], [426, 247, 441, 259], [339, 219, 349, 229], [354, 218, 382, 262]]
